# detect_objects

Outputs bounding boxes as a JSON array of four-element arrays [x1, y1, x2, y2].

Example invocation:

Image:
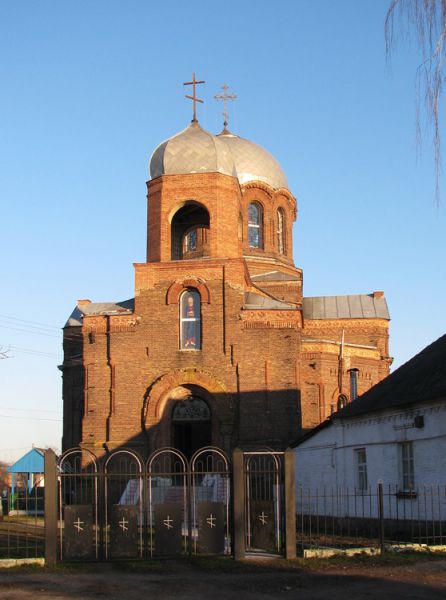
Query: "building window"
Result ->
[[180, 289, 201, 350], [183, 228, 197, 252], [337, 394, 348, 410], [400, 442, 415, 491], [348, 368, 359, 400], [355, 448, 368, 492], [248, 202, 263, 248], [277, 208, 285, 254]]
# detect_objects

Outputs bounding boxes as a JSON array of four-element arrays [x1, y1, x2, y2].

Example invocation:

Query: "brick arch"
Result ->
[[166, 278, 211, 304], [143, 368, 232, 425]]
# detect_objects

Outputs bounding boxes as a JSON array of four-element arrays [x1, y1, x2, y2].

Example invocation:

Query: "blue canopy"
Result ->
[[7, 448, 44, 474]]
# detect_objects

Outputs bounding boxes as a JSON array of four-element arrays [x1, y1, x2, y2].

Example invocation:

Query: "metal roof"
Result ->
[[217, 129, 288, 190], [7, 448, 45, 473], [244, 292, 297, 310], [150, 121, 236, 180], [251, 271, 300, 282], [65, 298, 135, 327], [149, 121, 289, 190], [303, 294, 390, 320]]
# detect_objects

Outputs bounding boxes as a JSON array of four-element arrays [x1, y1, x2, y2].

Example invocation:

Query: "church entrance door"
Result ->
[[173, 421, 211, 459], [171, 396, 211, 459]]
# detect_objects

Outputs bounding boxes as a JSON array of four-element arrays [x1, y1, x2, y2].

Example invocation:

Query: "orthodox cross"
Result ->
[[206, 513, 216, 528], [73, 517, 84, 532], [258, 511, 268, 525], [163, 515, 174, 530], [184, 72, 205, 122], [118, 517, 129, 532], [214, 83, 237, 128]]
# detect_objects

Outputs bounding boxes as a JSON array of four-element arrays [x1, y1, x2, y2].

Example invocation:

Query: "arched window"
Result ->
[[337, 394, 348, 410], [180, 289, 201, 350], [183, 228, 197, 252], [248, 202, 263, 248], [277, 208, 285, 254]]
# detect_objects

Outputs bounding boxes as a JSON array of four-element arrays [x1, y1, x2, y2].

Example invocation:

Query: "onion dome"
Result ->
[[150, 121, 236, 180], [149, 121, 289, 190], [216, 128, 288, 190]]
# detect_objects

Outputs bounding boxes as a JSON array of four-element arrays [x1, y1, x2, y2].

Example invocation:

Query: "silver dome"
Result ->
[[217, 129, 288, 190], [149, 122, 288, 190], [150, 122, 236, 180]]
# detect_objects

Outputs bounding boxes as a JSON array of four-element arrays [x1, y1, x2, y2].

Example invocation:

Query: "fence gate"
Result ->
[[191, 447, 230, 555], [245, 451, 283, 554], [56, 445, 296, 561], [104, 450, 143, 559], [147, 448, 188, 557], [58, 449, 99, 560]]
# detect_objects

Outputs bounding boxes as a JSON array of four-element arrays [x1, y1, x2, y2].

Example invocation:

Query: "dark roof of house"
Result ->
[[303, 294, 390, 320], [292, 333, 446, 446], [337, 333, 446, 418]]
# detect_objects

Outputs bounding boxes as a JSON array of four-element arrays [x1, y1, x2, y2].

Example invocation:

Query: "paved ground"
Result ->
[[0, 556, 445, 599]]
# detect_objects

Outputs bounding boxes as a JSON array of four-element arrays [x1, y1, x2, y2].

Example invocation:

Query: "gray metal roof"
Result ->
[[303, 294, 390, 320], [251, 271, 300, 282], [217, 129, 288, 190], [244, 292, 297, 310], [65, 299, 135, 327], [150, 122, 236, 180]]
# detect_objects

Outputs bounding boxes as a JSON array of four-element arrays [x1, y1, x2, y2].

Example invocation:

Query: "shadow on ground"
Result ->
[[0, 555, 445, 599]]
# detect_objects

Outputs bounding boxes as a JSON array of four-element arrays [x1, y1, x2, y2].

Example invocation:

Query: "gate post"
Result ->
[[44, 449, 58, 566], [284, 448, 296, 559], [232, 448, 245, 560]]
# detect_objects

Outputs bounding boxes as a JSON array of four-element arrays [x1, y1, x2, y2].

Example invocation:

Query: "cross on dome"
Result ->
[[183, 72, 205, 122], [214, 83, 237, 130]]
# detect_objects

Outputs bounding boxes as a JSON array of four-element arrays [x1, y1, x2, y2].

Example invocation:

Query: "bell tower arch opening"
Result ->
[[171, 202, 210, 260]]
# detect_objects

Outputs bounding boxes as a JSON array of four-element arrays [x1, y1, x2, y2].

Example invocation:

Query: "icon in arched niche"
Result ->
[[180, 289, 201, 349]]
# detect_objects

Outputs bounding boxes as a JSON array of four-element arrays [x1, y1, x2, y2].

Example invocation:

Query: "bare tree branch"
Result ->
[[0, 346, 11, 360], [386, 0, 446, 205]]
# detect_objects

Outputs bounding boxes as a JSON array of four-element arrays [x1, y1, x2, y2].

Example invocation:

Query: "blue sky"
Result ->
[[0, 1, 444, 462]]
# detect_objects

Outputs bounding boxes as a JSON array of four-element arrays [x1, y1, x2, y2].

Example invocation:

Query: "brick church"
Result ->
[[61, 84, 391, 459]]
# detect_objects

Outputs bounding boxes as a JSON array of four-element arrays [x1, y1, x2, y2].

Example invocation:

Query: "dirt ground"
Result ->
[[0, 555, 445, 600]]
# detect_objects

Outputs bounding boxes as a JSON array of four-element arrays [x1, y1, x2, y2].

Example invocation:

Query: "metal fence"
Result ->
[[0, 485, 45, 559], [57, 446, 232, 561], [297, 483, 446, 554]]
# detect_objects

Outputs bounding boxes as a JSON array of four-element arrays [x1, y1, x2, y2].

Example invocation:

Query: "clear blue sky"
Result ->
[[1, 1, 444, 462]]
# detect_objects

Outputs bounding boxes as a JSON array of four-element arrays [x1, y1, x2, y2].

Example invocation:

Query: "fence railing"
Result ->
[[0, 486, 45, 559], [296, 483, 446, 554]]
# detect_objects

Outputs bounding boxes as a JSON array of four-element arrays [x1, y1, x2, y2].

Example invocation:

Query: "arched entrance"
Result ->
[[172, 396, 211, 458]]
